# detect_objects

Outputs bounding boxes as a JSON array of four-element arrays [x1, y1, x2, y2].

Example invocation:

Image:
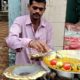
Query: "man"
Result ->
[[6, 0, 53, 65]]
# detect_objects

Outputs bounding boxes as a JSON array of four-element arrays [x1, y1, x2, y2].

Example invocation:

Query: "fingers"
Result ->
[[36, 41, 44, 52], [39, 40, 50, 52], [29, 40, 49, 52], [31, 40, 44, 52]]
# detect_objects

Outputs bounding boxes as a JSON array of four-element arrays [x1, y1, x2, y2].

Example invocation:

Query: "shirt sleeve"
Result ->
[[6, 17, 32, 50]]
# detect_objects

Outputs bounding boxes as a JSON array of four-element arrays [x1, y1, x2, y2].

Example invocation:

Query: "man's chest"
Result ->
[[22, 26, 47, 42]]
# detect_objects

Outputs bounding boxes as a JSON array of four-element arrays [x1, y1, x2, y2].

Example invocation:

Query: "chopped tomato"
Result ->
[[50, 59, 57, 65], [63, 63, 71, 70]]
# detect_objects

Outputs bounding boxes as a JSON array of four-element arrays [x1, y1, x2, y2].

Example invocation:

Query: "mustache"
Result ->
[[33, 13, 40, 16]]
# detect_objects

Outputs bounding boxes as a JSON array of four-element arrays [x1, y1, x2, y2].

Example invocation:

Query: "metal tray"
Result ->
[[3, 64, 47, 80], [43, 50, 80, 78]]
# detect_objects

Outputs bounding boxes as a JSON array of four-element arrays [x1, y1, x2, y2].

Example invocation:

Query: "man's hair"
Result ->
[[29, 0, 46, 5]]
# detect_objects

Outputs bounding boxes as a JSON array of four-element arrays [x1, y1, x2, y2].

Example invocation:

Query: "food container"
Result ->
[[56, 50, 80, 78], [43, 50, 80, 79], [3, 64, 48, 80]]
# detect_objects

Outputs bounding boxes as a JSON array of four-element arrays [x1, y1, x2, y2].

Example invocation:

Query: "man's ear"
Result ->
[[27, 4, 30, 9]]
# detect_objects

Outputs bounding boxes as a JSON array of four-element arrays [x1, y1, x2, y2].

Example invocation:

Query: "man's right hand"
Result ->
[[28, 40, 49, 53]]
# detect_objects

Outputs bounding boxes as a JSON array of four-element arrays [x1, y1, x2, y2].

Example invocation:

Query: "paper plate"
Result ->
[[3, 64, 47, 80]]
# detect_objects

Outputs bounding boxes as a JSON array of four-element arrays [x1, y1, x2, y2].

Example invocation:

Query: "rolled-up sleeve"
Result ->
[[6, 18, 32, 50]]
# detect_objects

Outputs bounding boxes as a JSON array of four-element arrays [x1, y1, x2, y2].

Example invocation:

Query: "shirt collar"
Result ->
[[25, 15, 46, 28], [25, 15, 32, 25]]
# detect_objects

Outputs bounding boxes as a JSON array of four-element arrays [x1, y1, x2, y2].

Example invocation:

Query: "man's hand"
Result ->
[[28, 40, 49, 53]]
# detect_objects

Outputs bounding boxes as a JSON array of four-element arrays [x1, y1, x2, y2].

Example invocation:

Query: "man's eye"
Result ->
[[39, 8, 44, 11], [32, 6, 45, 11], [32, 6, 38, 10]]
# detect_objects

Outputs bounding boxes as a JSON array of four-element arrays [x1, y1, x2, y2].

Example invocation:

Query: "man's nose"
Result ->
[[36, 9, 40, 13]]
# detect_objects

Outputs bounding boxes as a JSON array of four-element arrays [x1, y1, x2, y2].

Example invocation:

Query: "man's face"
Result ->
[[28, 1, 46, 20]]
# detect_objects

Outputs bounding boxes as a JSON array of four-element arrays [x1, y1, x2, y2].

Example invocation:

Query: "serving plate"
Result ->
[[43, 50, 80, 78], [3, 64, 47, 80]]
